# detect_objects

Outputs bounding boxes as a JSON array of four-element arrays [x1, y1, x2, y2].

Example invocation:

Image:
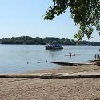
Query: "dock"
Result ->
[[51, 62, 95, 66]]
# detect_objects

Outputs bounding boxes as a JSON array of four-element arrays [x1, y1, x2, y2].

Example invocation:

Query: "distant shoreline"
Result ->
[[0, 36, 100, 46], [0, 44, 100, 46]]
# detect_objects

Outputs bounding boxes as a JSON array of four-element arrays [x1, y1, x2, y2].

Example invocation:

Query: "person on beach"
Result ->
[[97, 54, 100, 60], [94, 54, 96, 60]]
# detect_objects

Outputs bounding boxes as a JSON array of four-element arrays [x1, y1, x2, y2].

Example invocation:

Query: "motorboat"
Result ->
[[45, 41, 63, 50]]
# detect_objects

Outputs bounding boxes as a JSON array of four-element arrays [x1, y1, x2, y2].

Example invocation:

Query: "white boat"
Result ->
[[45, 41, 63, 50]]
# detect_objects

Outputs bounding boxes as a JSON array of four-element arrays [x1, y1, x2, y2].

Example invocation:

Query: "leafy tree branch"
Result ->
[[44, 0, 100, 40]]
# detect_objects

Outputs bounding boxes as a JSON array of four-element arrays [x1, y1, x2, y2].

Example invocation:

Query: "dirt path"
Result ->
[[0, 78, 100, 100]]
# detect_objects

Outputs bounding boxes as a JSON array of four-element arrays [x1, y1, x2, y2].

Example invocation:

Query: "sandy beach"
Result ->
[[0, 65, 100, 100]]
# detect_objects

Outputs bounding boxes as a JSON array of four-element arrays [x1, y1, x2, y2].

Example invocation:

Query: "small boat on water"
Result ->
[[45, 41, 63, 50]]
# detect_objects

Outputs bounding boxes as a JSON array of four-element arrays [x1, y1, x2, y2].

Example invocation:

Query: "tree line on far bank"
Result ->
[[0, 36, 100, 46]]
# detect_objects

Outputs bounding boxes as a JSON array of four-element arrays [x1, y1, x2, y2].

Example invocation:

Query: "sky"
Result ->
[[0, 0, 99, 42]]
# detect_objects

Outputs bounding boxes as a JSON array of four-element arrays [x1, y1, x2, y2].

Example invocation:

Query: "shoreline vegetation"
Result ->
[[0, 36, 100, 46]]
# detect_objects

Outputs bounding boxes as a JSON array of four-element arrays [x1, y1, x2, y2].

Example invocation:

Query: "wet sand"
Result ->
[[0, 65, 100, 100], [26, 64, 100, 74]]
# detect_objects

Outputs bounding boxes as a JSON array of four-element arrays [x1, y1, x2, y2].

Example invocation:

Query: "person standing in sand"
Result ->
[[97, 54, 100, 60], [94, 54, 96, 60]]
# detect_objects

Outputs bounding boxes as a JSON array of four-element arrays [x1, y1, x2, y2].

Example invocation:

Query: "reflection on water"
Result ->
[[0, 45, 99, 74], [47, 49, 63, 58]]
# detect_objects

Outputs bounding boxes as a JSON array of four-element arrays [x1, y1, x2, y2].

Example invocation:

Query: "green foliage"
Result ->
[[0, 36, 100, 46], [44, 0, 100, 40]]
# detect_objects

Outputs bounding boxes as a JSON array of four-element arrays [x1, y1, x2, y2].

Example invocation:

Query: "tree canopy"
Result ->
[[44, 0, 100, 40]]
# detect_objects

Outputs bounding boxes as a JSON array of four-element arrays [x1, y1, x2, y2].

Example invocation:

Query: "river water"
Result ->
[[0, 45, 99, 74]]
